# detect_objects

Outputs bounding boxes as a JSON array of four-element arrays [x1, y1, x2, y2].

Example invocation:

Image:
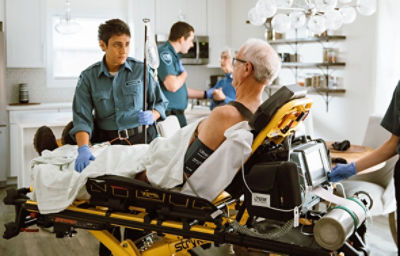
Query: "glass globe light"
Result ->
[[256, 0, 278, 18], [339, 6, 357, 24], [248, 7, 266, 26], [314, 0, 338, 12], [357, 0, 377, 16], [308, 15, 327, 35], [324, 10, 343, 30], [271, 13, 291, 33], [276, 0, 294, 8], [289, 11, 306, 29]]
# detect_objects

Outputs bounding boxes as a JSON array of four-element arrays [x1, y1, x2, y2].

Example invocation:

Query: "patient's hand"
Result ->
[[75, 145, 96, 173], [212, 88, 226, 101]]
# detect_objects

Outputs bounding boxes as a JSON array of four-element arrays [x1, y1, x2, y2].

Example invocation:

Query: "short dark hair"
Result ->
[[98, 19, 131, 45], [168, 21, 194, 42]]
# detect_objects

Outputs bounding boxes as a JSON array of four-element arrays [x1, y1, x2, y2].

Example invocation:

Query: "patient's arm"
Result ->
[[355, 134, 398, 173], [197, 105, 245, 150]]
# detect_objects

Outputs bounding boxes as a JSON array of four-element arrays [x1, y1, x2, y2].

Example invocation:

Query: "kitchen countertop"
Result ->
[[7, 102, 72, 111]]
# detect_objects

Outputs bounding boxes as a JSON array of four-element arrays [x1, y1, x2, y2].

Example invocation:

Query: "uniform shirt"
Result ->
[[70, 56, 168, 138], [210, 73, 236, 110], [381, 80, 400, 154], [157, 41, 188, 111]]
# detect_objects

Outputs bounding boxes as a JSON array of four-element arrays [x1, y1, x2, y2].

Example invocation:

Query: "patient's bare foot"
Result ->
[[33, 126, 59, 156]]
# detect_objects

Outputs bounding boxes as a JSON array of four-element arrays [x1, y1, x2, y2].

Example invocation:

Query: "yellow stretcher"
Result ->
[[3, 86, 369, 256]]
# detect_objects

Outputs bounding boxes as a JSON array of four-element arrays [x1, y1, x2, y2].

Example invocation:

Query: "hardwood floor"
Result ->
[[0, 186, 98, 256]]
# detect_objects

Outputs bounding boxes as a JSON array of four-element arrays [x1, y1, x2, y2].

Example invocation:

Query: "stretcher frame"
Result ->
[[3, 94, 369, 256]]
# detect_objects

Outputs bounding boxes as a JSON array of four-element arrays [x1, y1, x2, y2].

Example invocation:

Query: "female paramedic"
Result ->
[[329, 80, 400, 251]]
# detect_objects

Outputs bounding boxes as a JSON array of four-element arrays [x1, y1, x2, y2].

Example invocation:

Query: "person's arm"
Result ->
[[75, 131, 90, 147], [187, 87, 208, 99], [197, 105, 243, 150], [329, 134, 399, 182], [355, 134, 399, 173], [163, 72, 188, 92], [69, 74, 95, 140]]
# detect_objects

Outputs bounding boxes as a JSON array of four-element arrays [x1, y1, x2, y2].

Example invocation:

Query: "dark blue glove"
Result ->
[[75, 145, 95, 173], [328, 162, 356, 182], [178, 60, 185, 73], [205, 88, 215, 99], [138, 110, 154, 125]]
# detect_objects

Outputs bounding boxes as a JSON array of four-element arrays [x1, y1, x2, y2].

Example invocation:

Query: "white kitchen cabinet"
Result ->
[[154, 0, 207, 36], [7, 103, 72, 188], [207, 0, 227, 67], [5, 0, 45, 68]]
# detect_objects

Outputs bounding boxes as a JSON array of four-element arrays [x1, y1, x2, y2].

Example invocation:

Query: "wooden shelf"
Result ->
[[281, 62, 346, 68], [266, 85, 345, 94], [308, 88, 346, 94], [268, 35, 346, 45]]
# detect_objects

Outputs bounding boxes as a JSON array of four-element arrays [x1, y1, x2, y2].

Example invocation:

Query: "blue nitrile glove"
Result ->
[[75, 145, 95, 173], [205, 88, 215, 99], [138, 110, 155, 125], [178, 60, 185, 73], [328, 162, 356, 182]]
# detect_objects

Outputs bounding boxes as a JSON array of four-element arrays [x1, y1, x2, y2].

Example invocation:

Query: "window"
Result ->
[[47, 17, 107, 87]]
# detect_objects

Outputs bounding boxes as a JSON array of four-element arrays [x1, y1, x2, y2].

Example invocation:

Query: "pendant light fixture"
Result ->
[[55, 0, 81, 35], [248, 0, 377, 35]]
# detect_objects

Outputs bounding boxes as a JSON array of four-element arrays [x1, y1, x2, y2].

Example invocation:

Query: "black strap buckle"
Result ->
[[118, 129, 129, 140]]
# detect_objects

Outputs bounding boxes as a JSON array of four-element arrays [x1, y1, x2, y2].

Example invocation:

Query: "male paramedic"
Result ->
[[157, 21, 214, 127], [68, 18, 167, 173]]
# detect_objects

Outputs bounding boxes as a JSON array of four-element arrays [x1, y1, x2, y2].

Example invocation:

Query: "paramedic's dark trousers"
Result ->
[[394, 159, 400, 255]]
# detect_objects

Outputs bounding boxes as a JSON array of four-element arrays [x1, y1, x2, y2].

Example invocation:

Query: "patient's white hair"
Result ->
[[241, 38, 281, 84]]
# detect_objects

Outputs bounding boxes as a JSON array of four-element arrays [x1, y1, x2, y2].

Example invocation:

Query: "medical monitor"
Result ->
[[290, 141, 331, 187]]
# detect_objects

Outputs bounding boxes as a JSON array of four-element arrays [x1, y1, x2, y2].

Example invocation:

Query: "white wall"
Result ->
[[374, 0, 400, 116]]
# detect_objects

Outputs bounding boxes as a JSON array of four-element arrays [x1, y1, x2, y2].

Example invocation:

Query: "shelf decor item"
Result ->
[[248, 0, 377, 34]]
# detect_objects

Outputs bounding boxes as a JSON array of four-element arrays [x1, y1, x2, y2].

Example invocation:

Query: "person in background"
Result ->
[[209, 48, 236, 110], [328, 80, 400, 251], [157, 21, 214, 127], [67, 19, 168, 173]]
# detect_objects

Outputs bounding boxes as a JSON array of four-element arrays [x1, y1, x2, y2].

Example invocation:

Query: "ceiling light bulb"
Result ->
[[314, 0, 338, 12], [324, 10, 343, 30], [276, 0, 294, 8], [256, 0, 278, 18], [248, 7, 267, 26], [308, 15, 327, 35], [340, 6, 357, 24], [289, 11, 306, 29], [356, 0, 377, 16], [271, 13, 292, 33]]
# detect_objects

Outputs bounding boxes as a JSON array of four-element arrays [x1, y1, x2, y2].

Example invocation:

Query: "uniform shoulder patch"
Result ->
[[160, 52, 173, 65]]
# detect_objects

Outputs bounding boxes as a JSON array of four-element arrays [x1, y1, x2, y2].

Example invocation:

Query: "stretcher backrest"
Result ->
[[250, 85, 312, 151]]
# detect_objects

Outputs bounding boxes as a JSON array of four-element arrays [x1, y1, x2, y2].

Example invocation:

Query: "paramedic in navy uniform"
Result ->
[[209, 49, 236, 110], [157, 21, 214, 127], [329, 80, 400, 251], [69, 18, 168, 173]]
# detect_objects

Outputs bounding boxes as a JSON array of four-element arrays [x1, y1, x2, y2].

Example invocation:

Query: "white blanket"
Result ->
[[31, 119, 253, 214]]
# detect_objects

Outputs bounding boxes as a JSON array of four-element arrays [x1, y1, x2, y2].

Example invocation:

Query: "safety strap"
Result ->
[[227, 101, 253, 121]]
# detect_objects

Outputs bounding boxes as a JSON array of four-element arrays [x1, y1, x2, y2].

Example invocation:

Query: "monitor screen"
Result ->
[[305, 149, 327, 186]]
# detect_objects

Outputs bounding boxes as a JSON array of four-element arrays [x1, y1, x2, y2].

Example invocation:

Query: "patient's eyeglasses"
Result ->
[[232, 57, 247, 66]]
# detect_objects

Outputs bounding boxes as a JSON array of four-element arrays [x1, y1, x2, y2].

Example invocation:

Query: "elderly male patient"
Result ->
[[31, 38, 281, 215]]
